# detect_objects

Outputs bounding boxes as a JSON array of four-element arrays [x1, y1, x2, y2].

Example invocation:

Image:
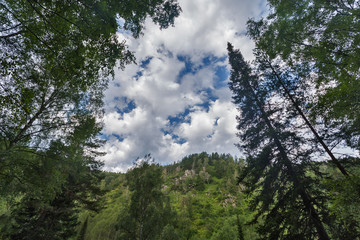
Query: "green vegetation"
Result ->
[[1, 0, 359, 239], [247, 1, 360, 146], [76, 153, 257, 240], [0, 0, 180, 239], [73, 152, 360, 240], [228, 43, 331, 239], [226, 0, 360, 238]]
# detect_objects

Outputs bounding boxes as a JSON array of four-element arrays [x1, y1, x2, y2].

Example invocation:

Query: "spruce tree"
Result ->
[[228, 43, 330, 239], [252, 51, 350, 176]]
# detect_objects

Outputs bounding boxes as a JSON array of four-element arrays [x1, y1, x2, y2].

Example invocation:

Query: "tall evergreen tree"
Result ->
[[2, 115, 105, 239], [228, 43, 331, 239], [252, 49, 360, 238], [245, 3, 360, 236], [255, 51, 350, 176]]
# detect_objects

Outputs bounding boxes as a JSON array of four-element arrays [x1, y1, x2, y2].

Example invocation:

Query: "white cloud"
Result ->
[[174, 99, 238, 153], [100, 0, 267, 172]]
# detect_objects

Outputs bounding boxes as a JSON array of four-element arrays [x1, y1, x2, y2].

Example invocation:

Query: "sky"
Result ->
[[101, 0, 268, 172]]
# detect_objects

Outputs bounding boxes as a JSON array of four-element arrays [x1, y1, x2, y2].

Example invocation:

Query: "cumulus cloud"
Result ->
[[101, 0, 267, 172], [175, 100, 238, 151]]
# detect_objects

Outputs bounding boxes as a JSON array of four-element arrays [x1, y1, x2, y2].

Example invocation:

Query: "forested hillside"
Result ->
[[75, 151, 360, 240], [75, 153, 257, 240]]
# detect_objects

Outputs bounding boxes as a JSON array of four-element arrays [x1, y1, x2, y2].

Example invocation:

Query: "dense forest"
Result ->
[[76, 153, 256, 240], [1, 0, 360, 239]]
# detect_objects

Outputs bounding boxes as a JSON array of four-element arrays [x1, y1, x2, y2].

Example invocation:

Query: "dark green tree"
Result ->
[[1, 115, 105, 239], [116, 156, 176, 240], [160, 224, 179, 240], [252, 50, 350, 176], [6, 192, 78, 240], [251, 49, 360, 238], [77, 216, 89, 240], [247, 8, 360, 235], [228, 43, 331, 239], [236, 214, 245, 240]]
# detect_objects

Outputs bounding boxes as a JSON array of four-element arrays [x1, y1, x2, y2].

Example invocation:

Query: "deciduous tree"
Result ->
[[247, 0, 360, 150], [116, 157, 176, 240]]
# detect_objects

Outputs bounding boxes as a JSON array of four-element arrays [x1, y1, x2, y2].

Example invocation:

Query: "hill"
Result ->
[[76, 152, 258, 240]]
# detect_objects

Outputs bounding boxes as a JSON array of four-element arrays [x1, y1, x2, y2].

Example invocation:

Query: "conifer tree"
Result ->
[[2, 115, 105, 239], [228, 43, 331, 239], [253, 51, 350, 176]]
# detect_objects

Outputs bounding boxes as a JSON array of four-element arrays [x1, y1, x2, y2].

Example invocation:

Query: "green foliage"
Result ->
[[5, 194, 78, 240], [117, 159, 175, 240], [76, 153, 256, 240], [77, 216, 88, 240], [0, 0, 181, 197], [321, 159, 360, 239], [210, 216, 238, 240], [80, 187, 129, 240], [0, 1, 181, 238], [160, 224, 179, 240], [247, 0, 360, 150], [0, 116, 106, 239], [228, 43, 334, 239], [243, 2, 360, 238]]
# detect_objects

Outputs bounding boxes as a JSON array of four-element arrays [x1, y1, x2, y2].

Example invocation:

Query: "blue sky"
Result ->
[[101, 0, 267, 172]]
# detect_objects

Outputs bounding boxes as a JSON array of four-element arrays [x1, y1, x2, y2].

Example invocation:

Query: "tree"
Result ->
[[246, 3, 360, 235], [1, 115, 106, 239], [160, 224, 180, 240], [0, 0, 181, 193], [116, 157, 176, 240], [210, 217, 238, 240], [253, 50, 350, 176], [77, 216, 89, 240], [252, 49, 360, 224], [6, 192, 78, 240], [246, 0, 360, 150], [228, 43, 331, 239], [0, 1, 181, 236]]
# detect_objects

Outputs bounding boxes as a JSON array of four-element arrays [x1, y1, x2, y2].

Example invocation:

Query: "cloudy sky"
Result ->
[[101, 0, 268, 172]]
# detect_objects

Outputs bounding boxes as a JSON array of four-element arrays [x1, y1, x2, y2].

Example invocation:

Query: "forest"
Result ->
[[76, 153, 256, 240], [1, 0, 360, 239]]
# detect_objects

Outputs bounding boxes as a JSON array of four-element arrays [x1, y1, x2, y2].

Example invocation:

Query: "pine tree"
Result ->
[[253, 51, 350, 176], [7, 191, 78, 240], [228, 43, 330, 239]]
